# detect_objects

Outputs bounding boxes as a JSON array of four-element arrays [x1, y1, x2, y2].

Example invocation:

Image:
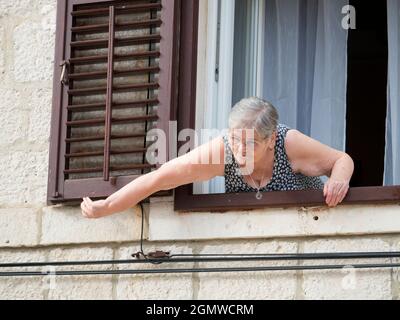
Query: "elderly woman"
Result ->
[[81, 97, 354, 219]]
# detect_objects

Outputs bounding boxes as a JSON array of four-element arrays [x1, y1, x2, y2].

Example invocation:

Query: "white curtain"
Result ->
[[384, 0, 400, 186], [262, 0, 349, 151], [232, 0, 265, 103], [193, 0, 235, 194]]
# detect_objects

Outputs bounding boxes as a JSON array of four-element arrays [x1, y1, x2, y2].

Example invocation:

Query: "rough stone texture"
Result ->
[[195, 240, 298, 300], [12, 19, 56, 82], [47, 246, 114, 300], [115, 243, 194, 299], [0, 88, 28, 146], [0, 149, 49, 206], [0, 246, 114, 300], [149, 201, 304, 241], [27, 87, 52, 144], [0, 248, 48, 299], [0, 25, 4, 79], [302, 237, 393, 300], [0, 0, 56, 19], [0, 0, 29, 18], [390, 239, 400, 300], [41, 205, 144, 246], [150, 201, 400, 241], [0, 207, 39, 247]]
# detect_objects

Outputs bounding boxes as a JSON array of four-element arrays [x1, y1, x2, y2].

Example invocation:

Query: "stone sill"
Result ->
[[1, 197, 399, 248], [148, 197, 400, 241]]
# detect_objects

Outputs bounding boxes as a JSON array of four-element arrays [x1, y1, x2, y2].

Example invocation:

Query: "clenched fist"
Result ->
[[80, 197, 110, 219]]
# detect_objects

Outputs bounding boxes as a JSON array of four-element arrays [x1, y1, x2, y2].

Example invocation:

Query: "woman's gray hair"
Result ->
[[228, 96, 279, 140]]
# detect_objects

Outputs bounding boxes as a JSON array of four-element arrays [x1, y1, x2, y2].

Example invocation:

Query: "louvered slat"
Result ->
[[65, 133, 147, 143], [67, 98, 159, 112], [68, 66, 160, 81], [65, 147, 152, 159], [69, 50, 160, 65], [70, 34, 161, 50], [67, 82, 159, 96], [66, 115, 159, 127], [71, 18, 162, 34], [71, 2, 162, 17], [64, 163, 156, 175]]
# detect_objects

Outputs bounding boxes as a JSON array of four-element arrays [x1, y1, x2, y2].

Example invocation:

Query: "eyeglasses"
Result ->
[[228, 134, 264, 152]]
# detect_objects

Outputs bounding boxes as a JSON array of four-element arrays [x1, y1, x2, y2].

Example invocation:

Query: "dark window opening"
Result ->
[[346, 0, 388, 187]]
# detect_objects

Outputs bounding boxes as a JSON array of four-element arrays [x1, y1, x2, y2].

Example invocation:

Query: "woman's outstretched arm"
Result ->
[[81, 135, 225, 219]]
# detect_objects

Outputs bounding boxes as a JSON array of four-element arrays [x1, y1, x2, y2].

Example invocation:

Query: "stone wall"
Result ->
[[1, 0, 400, 300], [1, 236, 400, 300]]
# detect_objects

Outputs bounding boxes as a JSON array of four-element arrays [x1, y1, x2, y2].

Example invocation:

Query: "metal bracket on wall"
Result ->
[[60, 59, 70, 86]]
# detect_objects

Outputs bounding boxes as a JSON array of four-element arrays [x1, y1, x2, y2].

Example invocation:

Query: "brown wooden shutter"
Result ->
[[47, 0, 179, 205]]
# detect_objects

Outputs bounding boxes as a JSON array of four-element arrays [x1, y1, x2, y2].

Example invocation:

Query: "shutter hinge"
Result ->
[[60, 60, 70, 85]]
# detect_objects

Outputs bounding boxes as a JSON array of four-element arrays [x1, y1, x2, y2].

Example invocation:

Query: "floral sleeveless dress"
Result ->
[[222, 123, 324, 193]]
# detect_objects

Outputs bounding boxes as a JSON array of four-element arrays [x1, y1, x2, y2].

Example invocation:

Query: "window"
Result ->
[[47, 0, 180, 205], [174, 0, 400, 212]]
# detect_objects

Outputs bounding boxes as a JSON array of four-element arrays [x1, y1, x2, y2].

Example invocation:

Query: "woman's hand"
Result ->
[[80, 197, 111, 219], [323, 178, 350, 207]]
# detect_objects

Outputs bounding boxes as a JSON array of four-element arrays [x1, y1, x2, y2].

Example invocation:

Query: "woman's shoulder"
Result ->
[[221, 131, 230, 148], [274, 123, 293, 146], [277, 122, 292, 134], [280, 125, 306, 173]]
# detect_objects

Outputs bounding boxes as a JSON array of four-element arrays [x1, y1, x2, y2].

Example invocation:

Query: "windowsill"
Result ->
[[148, 190, 400, 241], [174, 185, 400, 212]]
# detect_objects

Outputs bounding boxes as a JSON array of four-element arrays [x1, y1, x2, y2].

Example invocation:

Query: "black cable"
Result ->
[[168, 252, 400, 258], [135, 201, 163, 265], [2, 262, 400, 277], [1, 251, 400, 268], [139, 201, 145, 254]]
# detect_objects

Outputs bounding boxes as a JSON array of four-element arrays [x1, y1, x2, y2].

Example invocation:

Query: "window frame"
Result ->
[[173, 0, 400, 213]]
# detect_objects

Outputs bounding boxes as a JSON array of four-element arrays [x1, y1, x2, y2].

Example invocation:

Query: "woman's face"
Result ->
[[228, 128, 276, 168]]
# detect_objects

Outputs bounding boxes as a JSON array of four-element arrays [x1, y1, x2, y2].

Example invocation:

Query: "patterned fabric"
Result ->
[[222, 123, 324, 193]]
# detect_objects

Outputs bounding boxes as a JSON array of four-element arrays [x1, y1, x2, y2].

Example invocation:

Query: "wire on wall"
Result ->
[[1, 202, 400, 277]]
